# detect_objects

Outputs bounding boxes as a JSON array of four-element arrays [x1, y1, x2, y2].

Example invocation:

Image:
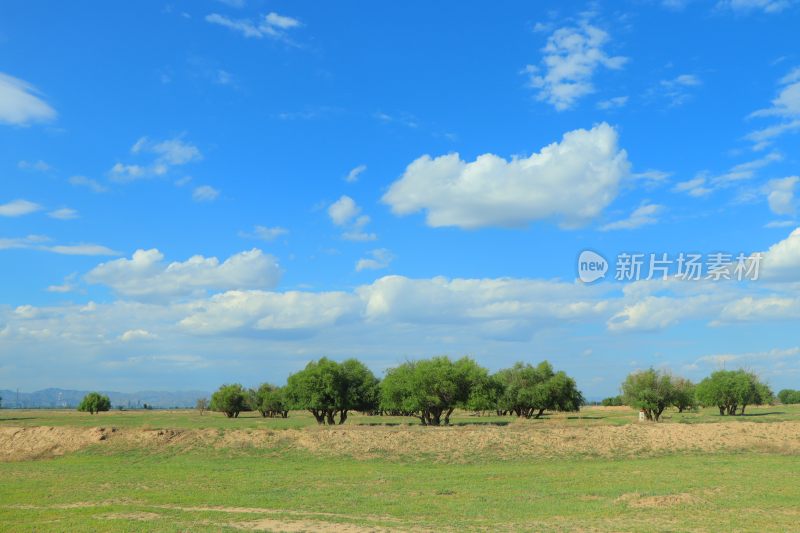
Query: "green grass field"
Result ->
[[2, 406, 799, 531]]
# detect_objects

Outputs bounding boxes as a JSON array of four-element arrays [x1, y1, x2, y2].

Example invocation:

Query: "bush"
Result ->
[[601, 395, 624, 406], [210, 384, 248, 418], [77, 392, 111, 415]]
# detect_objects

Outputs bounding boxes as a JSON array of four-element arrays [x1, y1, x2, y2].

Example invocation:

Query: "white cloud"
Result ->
[[85, 248, 282, 300], [0, 199, 42, 217], [111, 137, 202, 182], [17, 160, 51, 172], [0, 236, 118, 256], [345, 164, 367, 183], [69, 175, 108, 193], [383, 123, 630, 229], [192, 185, 220, 202], [717, 0, 792, 13], [765, 220, 797, 228], [48, 208, 79, 220], [205, 12, 301, 42], [748, 68, 800, 149], [328, 195, 360, 225], [759, 226, 800, 280], [766, 176, 798, 216], [328, 196, 377, 240], [524, 23, 627, 111], [355, 249, 394, 272], [596, 96, 628, 110], [0, 73, 56, 126], [48, 244, 120, 256], [674, 152, 782, 197], [241, 225, 289, 241], [600, 203, 664, 231], [653, 74, 702, 107], [180, 290, 358, 335], [119, 329, 157, 342]]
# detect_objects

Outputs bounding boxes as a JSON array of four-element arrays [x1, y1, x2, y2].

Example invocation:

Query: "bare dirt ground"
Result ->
[[3, 419, 800, 462]]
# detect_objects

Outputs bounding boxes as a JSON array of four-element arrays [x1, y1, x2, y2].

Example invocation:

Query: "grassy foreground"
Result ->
[[1, 406, 799, 532]]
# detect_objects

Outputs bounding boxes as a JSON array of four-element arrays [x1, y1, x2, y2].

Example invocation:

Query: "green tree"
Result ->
[[621, 369, 677, 422], [77, 392, 111, 415], [494, 361, 583, 419], [672, 377, 697, 413], [380, 356, 489, 426], [601, 395, 623, 406], [778, 389, 800, 404], [286, 358, 379, 425], [210, 384, 248, 418], [251, 384, 289, 418], [696, 370, 773, 416]]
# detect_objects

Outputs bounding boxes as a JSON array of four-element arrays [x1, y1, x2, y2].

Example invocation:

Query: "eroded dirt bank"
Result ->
[[3, 420, 800, 462]]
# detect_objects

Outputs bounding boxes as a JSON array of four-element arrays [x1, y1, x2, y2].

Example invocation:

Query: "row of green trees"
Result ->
[[209, 357, 584, 426], [617, 368, 773, 421]]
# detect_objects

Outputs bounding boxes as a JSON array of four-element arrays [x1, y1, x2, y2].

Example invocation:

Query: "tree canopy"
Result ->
[[250, 383, 289, 418], [286, 357, 379, 424], [380, 356, 490, 426], [494, 361, 583, 418], [77, 392, 111, 415], [210, 383, 248, 418], [696, 370, 773, 415], [621, 369, 677, 421]]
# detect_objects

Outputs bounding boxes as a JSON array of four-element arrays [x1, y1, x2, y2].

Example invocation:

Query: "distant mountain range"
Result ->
[[0, 388, 210, 409]]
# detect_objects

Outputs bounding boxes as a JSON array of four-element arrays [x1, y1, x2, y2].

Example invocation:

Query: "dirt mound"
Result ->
[[3, 421, 800, 462], [0, 426, 113, 461]]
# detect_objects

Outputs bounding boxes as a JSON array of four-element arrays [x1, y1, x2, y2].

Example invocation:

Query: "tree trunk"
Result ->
[[310, 409, 324, 424], [719, 406, 725, 416], [740, 405, 746, 415], [444, 408, 454, 426], [338, 410, 348, 424], [325, 410, 335, 425], [533, 408, 545, 419]]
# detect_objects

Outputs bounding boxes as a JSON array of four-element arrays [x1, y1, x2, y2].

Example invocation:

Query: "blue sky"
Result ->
[[2, 0, 800, 397]]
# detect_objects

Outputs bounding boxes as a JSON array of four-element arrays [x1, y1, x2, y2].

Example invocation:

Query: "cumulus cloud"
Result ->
[[179, 290, 358, 335], [355, 249, 394, 272], [328, 195, 376, 240], [766, 176, 798, 216], [601, 203, 664, 231], [0, 199, 42, 217], [382, 123, 630, 229], [85, 248, 282, 300], [0, 73, 56, 126], [759, 226, 800, 280], [524, 23, 627, 111]]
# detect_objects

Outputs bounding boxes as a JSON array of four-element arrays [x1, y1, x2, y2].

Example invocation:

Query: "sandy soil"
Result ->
[[2, 419, 800, 462]]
